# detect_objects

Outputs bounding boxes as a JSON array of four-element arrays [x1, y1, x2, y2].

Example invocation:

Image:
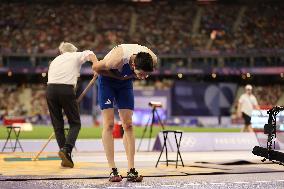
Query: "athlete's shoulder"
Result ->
[[103, 46, 124, 69], [104, 46, 123, 60], [119, 43, 146, 49]]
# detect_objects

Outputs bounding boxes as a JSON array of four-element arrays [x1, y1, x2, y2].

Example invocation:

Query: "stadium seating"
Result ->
[[1, 2, 284, 54]]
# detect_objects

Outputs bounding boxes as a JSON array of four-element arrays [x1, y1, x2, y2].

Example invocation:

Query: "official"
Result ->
[[46, 42, 96, 168], [237, 84, 260, 132]]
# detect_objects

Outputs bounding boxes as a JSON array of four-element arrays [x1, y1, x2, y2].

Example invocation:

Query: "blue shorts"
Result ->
[[97, 76, 134, 110]]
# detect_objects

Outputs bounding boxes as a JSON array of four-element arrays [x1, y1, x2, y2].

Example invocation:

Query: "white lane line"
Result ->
[[184, 183, 201, 186], [233, 181, 250, 184], [255, 181, 271, 183], [210, 182, 226, 185], [161, 185, 178, 187], [276, 180, 284, 182], [107, 187, 127, 189], [134, 186, 152, 188]]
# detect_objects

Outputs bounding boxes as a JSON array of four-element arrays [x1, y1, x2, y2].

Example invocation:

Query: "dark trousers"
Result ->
[[46, 84, 81, 150], [242, 112, 251, 125]]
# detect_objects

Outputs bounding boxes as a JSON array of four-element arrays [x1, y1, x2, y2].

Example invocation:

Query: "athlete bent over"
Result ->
[[92, 44, 157, 182]]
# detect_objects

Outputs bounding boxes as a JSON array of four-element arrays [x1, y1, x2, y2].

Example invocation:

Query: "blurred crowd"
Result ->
[[1, 2, 284, 54], [253, 85, 284, 108], [133, 79, 173, 90], [0, 84, 49, 124], [1, 83, 283, 123], [207, 4, 284, 52]]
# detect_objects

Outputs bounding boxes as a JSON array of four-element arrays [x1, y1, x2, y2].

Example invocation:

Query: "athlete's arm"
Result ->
[[91, 59, 108, 72], [92, 47, 123, 72], [147, 49, 158, 70], [95, 70, 125, 80], [92, 47, 133, 80], [88, 54, 98, 63]]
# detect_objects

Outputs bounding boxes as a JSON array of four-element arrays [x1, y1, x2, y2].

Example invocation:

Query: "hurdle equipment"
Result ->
[[155, 130, 184, 168], [2, 126, 24, 152]]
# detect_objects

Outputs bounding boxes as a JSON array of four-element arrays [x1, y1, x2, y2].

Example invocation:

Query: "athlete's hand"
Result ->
[[89, 54, 98, 63], [134, 70, 149, 80], [237, 111, 242, 118], [93, 72, 99, 78], [137, 74, 149, 80]]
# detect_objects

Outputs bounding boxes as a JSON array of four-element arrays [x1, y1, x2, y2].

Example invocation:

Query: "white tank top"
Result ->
[[104, 44, 149, 70], [120, 44, 149, 65]]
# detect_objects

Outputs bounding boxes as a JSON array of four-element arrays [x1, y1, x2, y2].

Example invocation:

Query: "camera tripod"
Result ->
[[252, 106, 284, 165], [137, 105, 172, 152]]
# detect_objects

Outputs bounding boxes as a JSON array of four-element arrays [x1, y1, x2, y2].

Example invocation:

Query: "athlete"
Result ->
[[92, 44, 157, 182]]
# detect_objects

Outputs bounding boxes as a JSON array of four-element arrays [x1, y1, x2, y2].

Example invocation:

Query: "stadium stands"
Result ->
[[1, 2, 284, 54], [0, 84, 49, 124]]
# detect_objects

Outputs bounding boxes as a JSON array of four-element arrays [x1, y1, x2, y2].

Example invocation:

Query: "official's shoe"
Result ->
[[58, 148, 74, 168], [109, 168, 123, 182], [127, 168, 143, 182]]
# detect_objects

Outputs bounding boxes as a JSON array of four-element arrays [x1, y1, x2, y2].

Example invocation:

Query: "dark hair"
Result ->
[[134, 52, 154, 72]]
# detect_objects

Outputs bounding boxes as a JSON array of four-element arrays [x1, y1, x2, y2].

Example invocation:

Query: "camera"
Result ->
[[264, 123, 276, 135], [252, 106, 284, 165], [148, 101, 162, 108]]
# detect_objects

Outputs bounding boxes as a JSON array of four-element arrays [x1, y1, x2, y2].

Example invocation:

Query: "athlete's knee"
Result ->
[[103, 122, 114, 132], [122, 121, 133, 132], [123, 125, 133, 132]]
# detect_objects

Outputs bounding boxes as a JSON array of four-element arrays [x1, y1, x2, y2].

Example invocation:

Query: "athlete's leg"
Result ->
[[102, 108, 116, 168], [102, 108, 123, 182], [119, 109, 135, 169], [98, 77, 117, 169], [119, 108, 143, 182], [116, 81, 135, 169], [115, 81, 142, 182]]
